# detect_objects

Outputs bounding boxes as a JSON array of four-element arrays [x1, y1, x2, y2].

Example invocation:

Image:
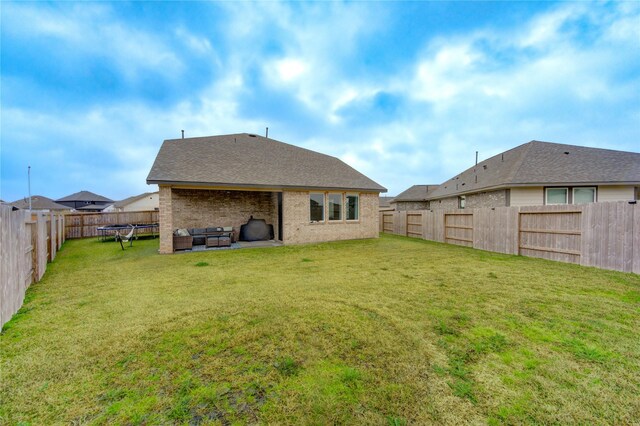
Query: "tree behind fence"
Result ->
[[0, 205, 65, 328], [380, 201, 639, 274]]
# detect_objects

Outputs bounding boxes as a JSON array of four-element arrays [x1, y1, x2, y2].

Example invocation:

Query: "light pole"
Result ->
[[28, 165, 32, 211]]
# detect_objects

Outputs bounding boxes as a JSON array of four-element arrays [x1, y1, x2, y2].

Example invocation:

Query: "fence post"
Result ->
[[633, 204, 640, 274]]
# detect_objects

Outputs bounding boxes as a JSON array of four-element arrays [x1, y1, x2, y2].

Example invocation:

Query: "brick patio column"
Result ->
[[159, 185, 174, 254]]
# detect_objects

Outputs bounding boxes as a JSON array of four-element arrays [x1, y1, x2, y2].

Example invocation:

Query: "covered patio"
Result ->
[[162, 186, 282, 252]]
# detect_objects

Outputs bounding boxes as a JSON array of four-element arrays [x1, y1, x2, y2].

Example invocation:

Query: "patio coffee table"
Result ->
[[206, 233, 231, 248]]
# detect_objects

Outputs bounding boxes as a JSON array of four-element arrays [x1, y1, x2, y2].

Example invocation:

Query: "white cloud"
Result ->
[[265, 57, 309, 85], [175, 27, 213, 55], [3, 3, 184, 80]]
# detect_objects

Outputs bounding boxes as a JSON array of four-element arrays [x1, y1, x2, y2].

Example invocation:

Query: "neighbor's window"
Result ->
[[546, 188, 568, 205], [328, 193, 342, 221], [346, 194, 359, 220], [310, 193, 324, 222], [573, 187, 596, 204], [458, 195, 466, 209]]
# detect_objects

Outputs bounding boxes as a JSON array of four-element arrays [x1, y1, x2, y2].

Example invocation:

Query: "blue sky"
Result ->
[[1, 1, 639, 202]]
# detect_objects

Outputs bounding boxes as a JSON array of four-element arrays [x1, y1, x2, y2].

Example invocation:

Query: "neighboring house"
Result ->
[[426, 141, 640, 210], [56, 191, 113, 212], [147, 133, 386, 253], [103, 192, 159, 212], [379, 196, 396, 212], [390, 185, 439, 211], [9, 195, 71, 212]]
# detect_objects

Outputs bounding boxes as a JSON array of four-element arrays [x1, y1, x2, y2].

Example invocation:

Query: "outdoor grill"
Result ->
[[239, 216, 274, 241]]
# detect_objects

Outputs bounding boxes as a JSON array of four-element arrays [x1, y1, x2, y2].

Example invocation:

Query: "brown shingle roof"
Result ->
[[147, 133, 386, 192], [391, 184, 439, 202], [10, 195, 71, 211], [56, 190, 113, 203], [428, 141, 640, 199]]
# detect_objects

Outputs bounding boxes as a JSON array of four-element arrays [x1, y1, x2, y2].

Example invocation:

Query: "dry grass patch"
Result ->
[[1, 234, 639, 424]]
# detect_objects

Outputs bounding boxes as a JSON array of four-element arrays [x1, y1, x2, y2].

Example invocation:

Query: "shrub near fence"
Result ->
[[65, 210, 159, 239], [380, 201, 640, 274], [0, 205, 65, 328]]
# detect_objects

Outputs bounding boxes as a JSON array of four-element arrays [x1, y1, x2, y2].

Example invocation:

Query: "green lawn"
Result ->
[[1, 235, 639, 425]]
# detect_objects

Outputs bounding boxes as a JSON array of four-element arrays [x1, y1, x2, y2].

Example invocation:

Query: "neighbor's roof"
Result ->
[[114, 192, 158, 208], [56, 190, 113, 203], [10, 195, 71, 211], [147, 133, 386, 192], [379, 196, 395, 208], [391, 185, 439, 203], [428, 141, 640, 200]]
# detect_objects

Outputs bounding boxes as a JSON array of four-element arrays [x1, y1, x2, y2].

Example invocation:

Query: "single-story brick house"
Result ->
[[10, 195, 72, 212], [389, 185, 438, 211], [378, 196, 396, 212], [147, 133, 386, 253], [56, 190, 114, 212], [423, 141, 640, 210], [103, 192, 159, 212]]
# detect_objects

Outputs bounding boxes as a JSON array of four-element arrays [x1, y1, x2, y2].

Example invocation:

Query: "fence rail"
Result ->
[[380, 201, 639, 274], [1, 205, 65, 328], [65, 210, 159, 239]]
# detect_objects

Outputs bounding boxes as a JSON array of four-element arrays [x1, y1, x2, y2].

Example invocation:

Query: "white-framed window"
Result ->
[[346, 194, 359, 220], [328, 193, 342, 221], [546, 187, 568, 205], [573, 187, 596, 204], [310, 193, 324, 222], [310, 192, 360, 223]]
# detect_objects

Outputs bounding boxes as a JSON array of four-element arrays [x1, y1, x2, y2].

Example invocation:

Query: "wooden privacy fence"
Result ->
[[1, 205, 65, 328], [65, 210, 159, 239], [380, 201, 640, 274]]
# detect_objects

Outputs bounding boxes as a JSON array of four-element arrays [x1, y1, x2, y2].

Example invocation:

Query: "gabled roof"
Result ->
[[147, 133, 386, 192], [56, 191, 113, 203], [391, 184, 439, 203], [114, 192, 158, 208], [10, 195, 71, 211], [428, 141, 640, 200]]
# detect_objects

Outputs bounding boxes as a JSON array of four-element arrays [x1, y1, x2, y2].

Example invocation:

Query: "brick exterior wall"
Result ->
[[159, 185, 173, 254], [465, 189, 508, 208], [159, 187, 380, 253], [429, 196, 459, 210], [430, 189, 508, 211], [282, 191, 379, 245], [393, 201, 429, 211], [171, 188, 277, 241]]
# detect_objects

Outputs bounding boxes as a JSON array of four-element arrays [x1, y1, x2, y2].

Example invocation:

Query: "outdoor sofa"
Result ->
[[173, 227, 234, 251]]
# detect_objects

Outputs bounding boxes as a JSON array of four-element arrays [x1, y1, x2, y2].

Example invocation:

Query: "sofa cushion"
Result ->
[[192, 228, 207, 235], [175, 228, 190, 237]]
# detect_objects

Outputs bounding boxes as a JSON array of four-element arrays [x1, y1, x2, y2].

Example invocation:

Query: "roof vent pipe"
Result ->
[[266, 127, 269, 138], [475, 151, 478, 166], [181, 130, 184, 139]]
